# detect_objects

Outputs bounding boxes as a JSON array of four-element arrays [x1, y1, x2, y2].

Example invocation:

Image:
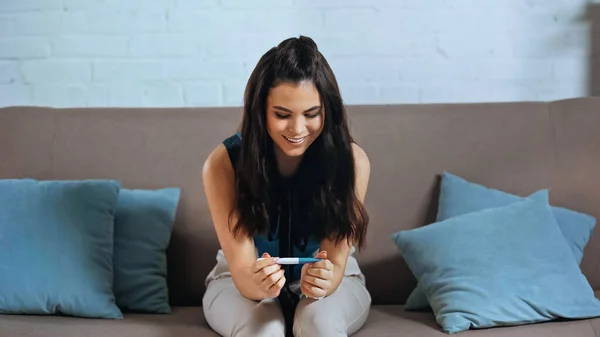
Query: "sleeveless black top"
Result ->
[[223, 132, 321, 282]]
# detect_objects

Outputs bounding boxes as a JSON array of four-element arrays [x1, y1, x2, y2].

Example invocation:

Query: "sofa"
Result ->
[[1, 96, 600, 336]]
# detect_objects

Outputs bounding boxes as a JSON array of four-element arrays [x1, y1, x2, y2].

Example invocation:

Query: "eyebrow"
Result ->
[[273, 105, 321, 113]]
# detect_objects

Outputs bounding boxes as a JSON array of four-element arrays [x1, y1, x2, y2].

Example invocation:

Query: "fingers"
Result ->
[[259, 263, 282, 280], [252, 253, 283, 291], [254, 251, 334, 299], [269, 272, 286, 292], [305, 254, 334, 280], [300, 263, 310, 277], [261, 265, 285, 298], [309, 251, 332, 272], [252, 252, 277, 273], [311, 259, 333, 271], [265, 275, 286, 298], [253, 252, 287, 298], [302, 274, 330, 289], [307, 266, 331, 279], [261, 268, 285, 289], [301, 252, 333, 299], [302, 264, 333, 298], [301, 279, 327, 299], [300, 250, 330, 274], [252, 265, 281, 292]]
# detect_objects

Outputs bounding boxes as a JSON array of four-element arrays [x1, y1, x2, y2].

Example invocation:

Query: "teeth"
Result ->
[[284, 136, 306, 143]]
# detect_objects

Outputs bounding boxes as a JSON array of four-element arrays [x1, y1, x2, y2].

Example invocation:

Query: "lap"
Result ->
[[203, 250, 371, 336]]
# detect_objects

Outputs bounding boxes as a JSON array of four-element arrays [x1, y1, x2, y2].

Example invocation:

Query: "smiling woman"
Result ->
[[266, 81, 324, 176], [201, 35, 372, 337]]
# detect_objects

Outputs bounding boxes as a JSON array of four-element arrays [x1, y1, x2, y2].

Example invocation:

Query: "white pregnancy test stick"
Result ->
[[256, 257, 322, 265]]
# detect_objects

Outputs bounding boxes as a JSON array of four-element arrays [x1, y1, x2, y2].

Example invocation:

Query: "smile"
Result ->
[[283, 135, 307, 144]]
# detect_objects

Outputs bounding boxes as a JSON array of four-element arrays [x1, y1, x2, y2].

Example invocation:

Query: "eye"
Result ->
[[275, 112, 289, 119], [305, 110, 321, 118]]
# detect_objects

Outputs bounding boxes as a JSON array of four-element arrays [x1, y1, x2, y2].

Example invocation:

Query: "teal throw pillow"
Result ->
[[437, 172, 596, 263], [113, 188, 180, 313], [0, 179, 123, 319], [405, 172, 596, 310], [392, 198, 600, 334]]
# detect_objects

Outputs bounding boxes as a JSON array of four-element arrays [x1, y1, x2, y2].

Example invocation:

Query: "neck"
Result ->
[[274, 148, 302, 178]]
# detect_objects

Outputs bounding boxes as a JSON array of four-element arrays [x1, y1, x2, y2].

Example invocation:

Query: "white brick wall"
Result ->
[[0, 0, 596, 108]]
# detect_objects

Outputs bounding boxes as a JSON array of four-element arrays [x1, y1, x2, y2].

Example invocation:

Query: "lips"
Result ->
[[283, 135, 307, 144]]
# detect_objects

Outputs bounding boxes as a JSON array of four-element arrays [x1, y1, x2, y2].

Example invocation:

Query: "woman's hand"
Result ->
[[252, 252, 286, 299], [300, 251, 334, 299]]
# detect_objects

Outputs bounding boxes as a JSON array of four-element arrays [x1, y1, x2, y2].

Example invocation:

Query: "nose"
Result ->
[[288, 116, 305, 135]]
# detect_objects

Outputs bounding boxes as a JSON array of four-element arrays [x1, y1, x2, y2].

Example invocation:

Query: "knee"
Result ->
[[202, 280, 285, 337], [233, 319, 285, 337], [293, 300, 344, 337], [231, 299, 285, 337]]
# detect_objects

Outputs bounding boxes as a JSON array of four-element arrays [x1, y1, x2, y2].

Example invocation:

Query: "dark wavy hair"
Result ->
[[230, 35, 369, 250]]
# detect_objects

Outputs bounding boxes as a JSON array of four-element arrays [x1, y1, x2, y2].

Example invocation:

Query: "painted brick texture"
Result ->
[[0, 0, 595, 107]]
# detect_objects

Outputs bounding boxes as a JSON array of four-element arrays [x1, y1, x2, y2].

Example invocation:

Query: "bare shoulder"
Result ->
[[201, 143, 237, 234], [351, 143, 370, 202], [351, 142, 370, 175], [202, 143, 234, 186]]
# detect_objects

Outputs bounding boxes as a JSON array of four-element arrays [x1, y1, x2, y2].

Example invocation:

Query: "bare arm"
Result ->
[[301, 143, 371, 297], [202, 144, 284, 300]]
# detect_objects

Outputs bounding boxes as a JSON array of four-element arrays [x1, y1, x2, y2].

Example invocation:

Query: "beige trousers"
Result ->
[[202, 249, 372, 337]]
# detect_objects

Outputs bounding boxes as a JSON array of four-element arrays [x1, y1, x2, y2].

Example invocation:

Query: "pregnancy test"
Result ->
[[257, 257, 323, 265]]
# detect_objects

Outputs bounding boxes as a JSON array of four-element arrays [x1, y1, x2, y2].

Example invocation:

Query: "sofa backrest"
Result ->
[[1, 97, 599, 306]]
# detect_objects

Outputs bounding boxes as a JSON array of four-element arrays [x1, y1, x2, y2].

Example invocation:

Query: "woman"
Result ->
[[201, 35, 372, 337]]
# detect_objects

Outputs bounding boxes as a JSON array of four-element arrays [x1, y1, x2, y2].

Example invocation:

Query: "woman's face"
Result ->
[[266, 80, 324, 159]]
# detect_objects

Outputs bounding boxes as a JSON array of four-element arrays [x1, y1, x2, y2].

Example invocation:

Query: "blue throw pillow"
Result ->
[[0, 179, 123, 319], [113, 188, 180, 313], [392, 198, 600, 334], [405, 172, 596, 310], [438, 172, 596, 262]]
